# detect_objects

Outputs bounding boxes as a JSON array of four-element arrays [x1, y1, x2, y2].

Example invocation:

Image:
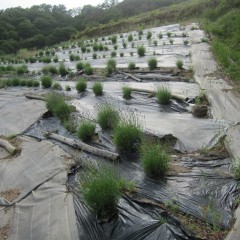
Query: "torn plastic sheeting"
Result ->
[[0, 89, 46, 136], [9, 172, 79, 240], [0, 136, 70, 205], [73, 192, 196, 240], [0, 146, 9, 159], [68, 84, 230, 152]]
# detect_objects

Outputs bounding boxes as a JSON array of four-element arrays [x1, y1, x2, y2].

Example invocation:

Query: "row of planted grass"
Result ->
[[0, 78, 40, 88]]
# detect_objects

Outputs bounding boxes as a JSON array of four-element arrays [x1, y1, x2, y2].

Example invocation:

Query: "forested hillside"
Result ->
[[0, 0, 187, 54]]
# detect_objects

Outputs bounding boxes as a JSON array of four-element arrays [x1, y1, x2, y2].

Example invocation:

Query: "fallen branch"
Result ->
[[130, 88, 189, 101], [25, 94, 46, 101], [0, 139, 17, 155], [117, 70, 142, 82], [45, 132, 119, 161]]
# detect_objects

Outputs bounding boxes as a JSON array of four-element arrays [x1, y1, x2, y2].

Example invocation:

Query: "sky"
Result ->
[[0, 0, 107, 10]]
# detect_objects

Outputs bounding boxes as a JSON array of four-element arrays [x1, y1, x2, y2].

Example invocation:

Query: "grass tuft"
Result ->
[[141, 143, 169, 177], [148, 57, 157, 70], [97, 105, 119, 130], [122, 86, 132, 99], [92, 82, 103, 96], [176, 60, 183, 70], [137, 45, 146, 57], [76, 78, 87, 92], [156, 85, 171, 104], [77, 121, 96, 142], [41, 75, 52, 88]]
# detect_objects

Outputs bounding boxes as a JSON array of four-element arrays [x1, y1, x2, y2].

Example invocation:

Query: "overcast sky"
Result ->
[[0, 0, 108, 10]]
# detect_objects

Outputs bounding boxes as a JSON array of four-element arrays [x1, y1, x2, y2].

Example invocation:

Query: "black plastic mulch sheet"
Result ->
[[73, 192, 197, 240]]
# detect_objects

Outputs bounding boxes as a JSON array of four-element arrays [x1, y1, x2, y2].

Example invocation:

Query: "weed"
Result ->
[[176, 60, 183, 70], [76, 78, 87, 92], [137, 45, 146, 57], [97, 104, 119, 130], [92, 82, 103, 96], [77, 121, 96, 142], [122, 86, 132, 99], [141, 143, 169, 177], [128, 62, 136, 70], [156, 85, 171, 104], [166, 200, 179, 214], [148, 57, 157, 70], [41, 75, 52, 88]]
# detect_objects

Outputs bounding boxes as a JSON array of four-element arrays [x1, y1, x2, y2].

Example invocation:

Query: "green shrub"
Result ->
[[42, 57, 51, 63], [141, 143, 169, 177], [77, 121, 96, 142], [16, 65, 28, 75], [128, 34, 133, 42], [92, 82, 103, 96], [52, 82, 62, 90], [46, 92, 74, 122], [76, 61, 84, 71], [120, 52, 124, 57], [111, 51, 117, 58], [82, 167, 121, 218], [107, 59, 117, 75], [122, 86, 132, 99], [41, 75, 52, 88], [76, 78, 87, 92], [114, 45, 118, 50], [26, 79, 34, 87], [156, 85, 171, 104], [11, 78, 20, 86], [33, 80, 40, 87], [176, 60, 183, 69], [48, 65, 58, 75], [122, 42, 127, 48], [20, 79, 27, 86], [97, 105, 119, 130], [111, 35, 117, 44], [137, 46, 146, 57], [113, 118, 142, 153], [58, 63, 68, 76], [148, 57, 157, 70], [128, 62, 136, 70], [147, 31, 152, 40], [83, 63, 94, 75]]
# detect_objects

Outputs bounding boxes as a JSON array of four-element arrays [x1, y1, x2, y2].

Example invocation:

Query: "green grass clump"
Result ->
[[111, 51, 117, 58], [16, 65, 28, 75], [48, 65, 58, 75], [65, 85, 71, 91], [52, 82, 62, 90], [33, 80, 40, 87], [159, 33, 163, 39], [83, 63, 93, 75], [107, 59, 117, 75], [93, 53, 97, 59], [137, 46, 146, 57], [141, 143, 169, 177], [176, 60, 183, 69], [58, 63, 68, 76], [77, 121, 96, 142], [167, 32, 171, 38], [82, 167, 121, 218], [122, 86, 132, 100], [26, 79, 34, 87], [92, 82, 103, 96], [76, 61, 84, 71], [20, 79, 27, 86], [128, 62, 136, 70], [148, 57, 157, 70], [128, 34, 133, 42], [113, 118, 142, 153], [11, 78, 20, 86], [97, 105, 119, 130], [76, 78, 87, 92], [147, 31, 152, 40], [46, 92, 74, 122], [111, 35, 117, 44], [156, 85, 171, 105], [41, 75, 52, 88]]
